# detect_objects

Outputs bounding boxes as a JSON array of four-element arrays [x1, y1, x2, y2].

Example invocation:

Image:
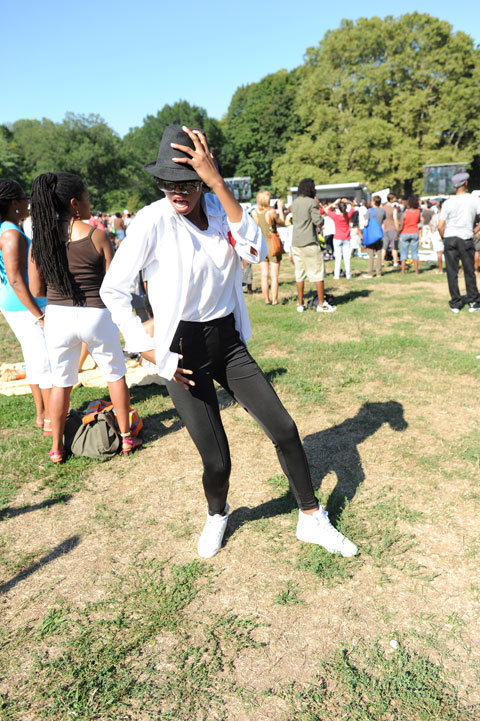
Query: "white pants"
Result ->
[[45, 305, 126, 387], [1, 308, 51, 388], [432, 230, 444, 253], [333, 239, 352, 279]]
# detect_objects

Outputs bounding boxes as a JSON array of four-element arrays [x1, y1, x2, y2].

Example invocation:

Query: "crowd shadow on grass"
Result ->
[[303, 401, 408, 523], [0, 494, 71, 522], [0, 535, 80, 594]]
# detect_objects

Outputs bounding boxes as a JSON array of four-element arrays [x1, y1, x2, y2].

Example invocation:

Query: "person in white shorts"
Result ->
[[28, 172, 141, 463]]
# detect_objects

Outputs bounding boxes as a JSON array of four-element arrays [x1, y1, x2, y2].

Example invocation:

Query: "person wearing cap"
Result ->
[[100, 125, 357, 560], [438, 172, 480, 313]]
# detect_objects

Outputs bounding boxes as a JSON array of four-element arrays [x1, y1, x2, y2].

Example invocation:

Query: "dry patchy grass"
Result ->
[[1, 258, 480, 719]]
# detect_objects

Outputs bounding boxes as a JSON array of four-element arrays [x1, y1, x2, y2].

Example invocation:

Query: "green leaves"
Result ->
[[3, 13, 480, 204], [270, 13, 480, 194]]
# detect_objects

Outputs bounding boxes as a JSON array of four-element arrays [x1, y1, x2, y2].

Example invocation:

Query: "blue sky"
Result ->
[[3, 0, 479, 137]]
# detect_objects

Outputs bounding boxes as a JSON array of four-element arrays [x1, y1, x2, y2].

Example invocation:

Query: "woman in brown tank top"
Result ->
[[28, 172, 141, 463]]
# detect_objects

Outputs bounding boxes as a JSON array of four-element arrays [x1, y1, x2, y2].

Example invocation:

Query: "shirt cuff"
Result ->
[[228, 210, 255, 241], [155, 350, 179, 380]]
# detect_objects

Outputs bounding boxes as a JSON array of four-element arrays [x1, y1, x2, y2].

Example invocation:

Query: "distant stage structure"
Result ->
[[423, 162, 468, 196], [223, 177, 252, 202], [288, 182, 369, 205]]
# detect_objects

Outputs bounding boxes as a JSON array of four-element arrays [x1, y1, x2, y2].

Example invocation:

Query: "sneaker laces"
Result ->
[[314, 506, 348, 543], [200, 505, 229, 541]]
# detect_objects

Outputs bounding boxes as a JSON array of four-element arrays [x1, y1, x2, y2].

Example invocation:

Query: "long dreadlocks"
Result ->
[[30, 172, 86, 305]]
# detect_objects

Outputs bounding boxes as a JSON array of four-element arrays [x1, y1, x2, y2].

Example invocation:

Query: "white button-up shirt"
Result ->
[[100, 194, 266, 380]]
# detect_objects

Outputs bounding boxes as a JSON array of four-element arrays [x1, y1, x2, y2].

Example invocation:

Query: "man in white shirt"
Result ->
[[438, 172, 480, 313], [356, 200, 368, 230]]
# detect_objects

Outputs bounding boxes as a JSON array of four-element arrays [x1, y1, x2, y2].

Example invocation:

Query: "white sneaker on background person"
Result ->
[[296, 305, 305, 313], [197, 502, 230, 558], [296, 506, 357, 557], [316, 300, 337, 313]]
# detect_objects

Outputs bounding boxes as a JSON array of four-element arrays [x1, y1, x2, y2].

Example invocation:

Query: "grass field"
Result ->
[[1, 255, 479, 720]]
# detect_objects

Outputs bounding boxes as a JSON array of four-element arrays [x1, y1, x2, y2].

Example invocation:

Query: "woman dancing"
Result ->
[[101, 125, 357, 559], [0, 179, 51, 432], [28, 172, 141, 462]]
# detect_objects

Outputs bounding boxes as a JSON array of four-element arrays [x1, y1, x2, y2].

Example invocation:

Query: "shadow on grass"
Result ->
[[69, 369, 289, 447], [0, 535, 80, 594], [0, 493, 72, 522], [225, 492, 297, 543], [223, 397, 407, 544], [264, 367, 288, 384], [72, 383, 170, 414], [304, 401, 408, 523], [71, 384, 183, 444], [332, 288, 373, 305]]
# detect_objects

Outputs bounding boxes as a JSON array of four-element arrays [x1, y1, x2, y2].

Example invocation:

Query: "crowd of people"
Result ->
[[1, 125, 480, 561], [88, 210, 135, 249], [244, 176, 480, 315]]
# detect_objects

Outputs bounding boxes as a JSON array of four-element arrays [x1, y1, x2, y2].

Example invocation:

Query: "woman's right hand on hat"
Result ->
[[170, 127, 222, 191], [173, 355, 195, 390]]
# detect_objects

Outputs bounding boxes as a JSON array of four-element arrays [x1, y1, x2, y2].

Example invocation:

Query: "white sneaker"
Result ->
[[197, 502, 230, 558], [296, 506, 357, 557], [450, 307, 460, 314], [316, 301, 337, 313], [296, 305, 305, 313]]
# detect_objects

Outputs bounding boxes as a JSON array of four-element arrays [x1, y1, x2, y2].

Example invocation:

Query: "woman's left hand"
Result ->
[[170, 127, 222, 190]]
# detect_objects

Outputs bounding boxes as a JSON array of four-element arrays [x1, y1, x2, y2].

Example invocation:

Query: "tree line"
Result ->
[[2, 13, 479, 211]]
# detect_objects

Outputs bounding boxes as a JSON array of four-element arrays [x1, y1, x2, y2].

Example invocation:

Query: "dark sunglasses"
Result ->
[[155, 178, 202, 195]]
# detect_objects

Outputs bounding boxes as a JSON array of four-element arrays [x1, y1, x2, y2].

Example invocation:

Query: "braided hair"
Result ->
[[30, 172, 86, 304], [0, 179, 25, 222]]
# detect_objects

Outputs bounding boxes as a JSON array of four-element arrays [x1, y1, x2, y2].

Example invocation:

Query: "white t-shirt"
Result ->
[[358, 205, 368, 229], [323, 214, 335, 236], [439, 193, 480, 240], [180, 212, 237, 322]]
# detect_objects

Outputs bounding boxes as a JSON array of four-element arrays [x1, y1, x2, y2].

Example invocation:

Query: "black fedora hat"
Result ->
[[143, 125, 202, 182]]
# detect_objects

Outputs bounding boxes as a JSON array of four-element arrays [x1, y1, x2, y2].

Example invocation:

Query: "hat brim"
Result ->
[[143, 161, 201, 182]]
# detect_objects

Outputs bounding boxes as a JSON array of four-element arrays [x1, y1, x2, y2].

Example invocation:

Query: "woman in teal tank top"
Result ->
[[0, 179, 51, 431]]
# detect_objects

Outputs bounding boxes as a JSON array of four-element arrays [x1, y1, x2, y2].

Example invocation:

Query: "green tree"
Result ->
[[0, 126, 25, 181], [123, 100, 225, 208], [273, 13, 480, 195], [10, 114, 128, 210], [222, 69, 302, 193]]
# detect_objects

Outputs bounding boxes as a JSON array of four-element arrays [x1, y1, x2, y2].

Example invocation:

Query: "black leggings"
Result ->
[[165, 314, 318, 515]]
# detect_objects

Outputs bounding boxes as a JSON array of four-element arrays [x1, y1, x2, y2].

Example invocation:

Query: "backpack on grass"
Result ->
[[63, 408, 120, 460]]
